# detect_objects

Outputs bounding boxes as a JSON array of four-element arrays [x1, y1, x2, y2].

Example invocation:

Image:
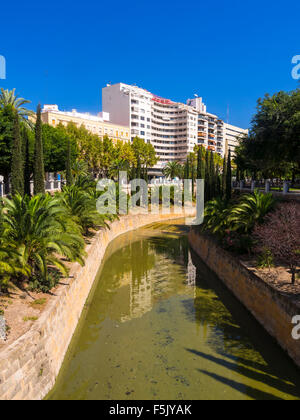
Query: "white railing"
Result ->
[[0, 179, 62, 198]]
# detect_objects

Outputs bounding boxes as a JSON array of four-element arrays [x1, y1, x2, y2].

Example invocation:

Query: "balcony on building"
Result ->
[[198, 132, 206, 137]]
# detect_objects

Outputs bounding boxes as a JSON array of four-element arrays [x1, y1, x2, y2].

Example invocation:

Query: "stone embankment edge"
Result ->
[[188, 229, 300, 369], [0, 211, 192, 400]]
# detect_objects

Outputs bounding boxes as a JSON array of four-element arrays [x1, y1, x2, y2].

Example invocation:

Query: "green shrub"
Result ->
[[0, 193, 85, 291], [203, 190, 276, 254], [257, 249, 274, 270], [229, 189, 275, 233]]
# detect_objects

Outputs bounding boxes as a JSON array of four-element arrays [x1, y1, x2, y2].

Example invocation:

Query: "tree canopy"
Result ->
[[235, 89, 300, 181]]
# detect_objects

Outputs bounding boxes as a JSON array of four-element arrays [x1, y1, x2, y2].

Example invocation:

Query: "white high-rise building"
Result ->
[[187, 97, 225, 156], [102, 83, 248, 176], [224, 123, 248, 156], [103, 83, 198, 175]]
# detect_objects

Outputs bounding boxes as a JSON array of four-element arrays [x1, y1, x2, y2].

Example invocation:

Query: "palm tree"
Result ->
[[72, 160, 89, 181], [229, 189, 275, 233], [74, 175, 96, 193], [109, 158, 130, 180], [204, 197, 231, 236], [0, 245, 30, 292], [0, 88, 34, 126], [60, 185, 111, 235], [1, 194, 85, 289], [163, 161, 183, 179]]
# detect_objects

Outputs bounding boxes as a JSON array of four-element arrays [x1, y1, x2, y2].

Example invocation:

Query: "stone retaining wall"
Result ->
[[0, 212, 190, 400], [188, 229, 300, 369]]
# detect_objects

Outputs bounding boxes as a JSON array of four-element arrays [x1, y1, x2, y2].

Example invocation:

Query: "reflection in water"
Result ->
[[47, 221, 300, 400]]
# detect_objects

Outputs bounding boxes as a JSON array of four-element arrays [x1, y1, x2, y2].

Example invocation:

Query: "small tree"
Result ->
[[254, 203, 300, 284], [33, 104, 45, 194], [11, 111, 24, 196]]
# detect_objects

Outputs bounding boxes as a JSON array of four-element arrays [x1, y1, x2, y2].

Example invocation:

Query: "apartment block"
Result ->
[[224, 123, 248, 156], [102, 83, 248, 175], [41, 105, 130, 143], [102, 83, 198, 175], [187, 97, 225, 156]]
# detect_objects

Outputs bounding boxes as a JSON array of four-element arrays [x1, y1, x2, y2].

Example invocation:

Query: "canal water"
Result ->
[[47, 221, 300, 400]]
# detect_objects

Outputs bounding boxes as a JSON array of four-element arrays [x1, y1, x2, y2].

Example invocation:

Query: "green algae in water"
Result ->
[[47, 221, 300, 400]]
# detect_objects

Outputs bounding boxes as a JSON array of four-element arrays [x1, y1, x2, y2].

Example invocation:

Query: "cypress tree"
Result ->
[[197, 147, 203, 180], [226, 149, 232, 202], [23, 128, 31, 196], [136, 156, 141, 180], [66, 139, 73, 186], [236, 166, 240, 183], [209, 151, 215, 199], [136, 157, 142, 206], [222, 155, 227, 199], [144, 167, 148, 184], [216, 164, 221, 197], [11, 111, 24, 196], [131, 165, 136, 181], [191, 160, 195, 198], [204, 151, 210, 202], [186, 157, 190, 179], [33, 104, 45, 195]]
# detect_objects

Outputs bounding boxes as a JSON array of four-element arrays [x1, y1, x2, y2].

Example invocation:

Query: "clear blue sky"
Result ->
[[1, 0, 299, 128]]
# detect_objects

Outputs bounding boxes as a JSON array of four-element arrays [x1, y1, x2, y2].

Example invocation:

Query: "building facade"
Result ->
[[102, 83, 198, 175], [187, 97, 225, 156], [41, 105, 130, 143], [224, 123, 248, 156], [102, 83, 248, 175]]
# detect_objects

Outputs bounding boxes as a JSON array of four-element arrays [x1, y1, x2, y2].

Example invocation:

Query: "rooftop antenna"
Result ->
[[194, 94, 198, 98], [227, 104, 230, 124]]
